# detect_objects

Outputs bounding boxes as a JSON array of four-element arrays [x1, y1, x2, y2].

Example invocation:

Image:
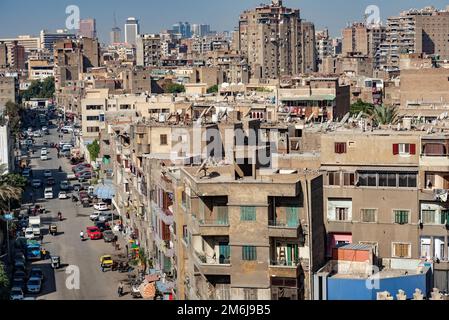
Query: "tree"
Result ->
[[21, 77, 55, 101], [350, 99, 374, 116], [207, 85, 219, 94], [0, 165, 22, 207], [371, 105, 398, 125], [87, 140, 100, 161], [4, 101, 23, 136], [165, 83, 185, 94], [0, 262, 9, 299]]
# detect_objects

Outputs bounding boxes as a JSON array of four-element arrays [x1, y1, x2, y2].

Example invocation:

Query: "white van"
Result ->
[[40, 154, 48, 161], [44, 187, 53, 199]]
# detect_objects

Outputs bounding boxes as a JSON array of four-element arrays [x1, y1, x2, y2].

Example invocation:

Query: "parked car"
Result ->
[[40, 154, 48, 161], [73, 183, 82, 192], [14, 260, 26, 272], [72, 163, 91, 172], [86, 227, 102, 240], [43, 170, 52, 178], [46, 177, 55, 186], [58, 191, 68, 199], [89, 211, 101, 221], [13, 270, 26, 281], [75, 169, 92, 177], [44, 187, 53, 199], [29, 267, 44, 282], [60, 181, 70, 191], [10, 287, 24, 300], [26, 278, 42, 294], [94, 202, 109, 211], [31, 179, 42, 188], [95, 221, 111, 232], [22, 168, 31, 178], [98, 212, 120, 223], [11, 278, 26, 291], [102, 230, 117, 243]]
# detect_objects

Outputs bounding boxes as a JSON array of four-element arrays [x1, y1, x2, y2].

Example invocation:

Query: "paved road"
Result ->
[[21, 112, 134, 300]]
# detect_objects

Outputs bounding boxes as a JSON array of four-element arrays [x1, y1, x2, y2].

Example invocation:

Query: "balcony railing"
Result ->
[[270, 258, 301, 267], [195, 251, 231, 265], [198, 217, 229, 226], [268, 220, 300, 228], [151, 201, 174, 225]]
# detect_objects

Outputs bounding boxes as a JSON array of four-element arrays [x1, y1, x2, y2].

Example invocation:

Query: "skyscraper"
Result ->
[[111, 27, 121, 44], [125, 17, 140, 46], [238, 0, 303, 79], [78, 18, 97, 39]]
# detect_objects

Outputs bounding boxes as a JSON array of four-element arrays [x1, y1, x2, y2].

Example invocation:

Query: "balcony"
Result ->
[[151, 201, 174, 225], [154, 232, 174, 258], [268, 259, 302, 278], [193, 251, 231, 276], [268, 220, 302, 239], [198, 209, 230, 236], [420, 154, 449, 168]]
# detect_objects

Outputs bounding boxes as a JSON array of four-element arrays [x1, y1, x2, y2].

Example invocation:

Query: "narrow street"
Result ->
[[19, 109, 134, 300]]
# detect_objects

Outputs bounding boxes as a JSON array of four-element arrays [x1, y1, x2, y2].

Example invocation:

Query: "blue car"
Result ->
[[29, 268, 44, 282], [26, 278, 42, 294]]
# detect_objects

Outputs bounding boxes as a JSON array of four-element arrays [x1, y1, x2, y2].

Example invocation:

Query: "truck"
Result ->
[[29, 216, 41, 238], [26, 240, 41, 261]]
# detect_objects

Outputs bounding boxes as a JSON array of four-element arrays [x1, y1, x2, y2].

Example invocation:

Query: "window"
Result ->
[[243, 288, 258, 300], [393, 143, 416, 156], [421, 210, 436, 225], [87, 127, 100, 133], [441, 210, 449, 225], [334, 142, 347, 154], [420, 238, 431, 258], [343, 173, 355, 186], [335, 207, 349, 221], [242, 246, 257, 261], [393, 243, 411, 258], [328, 172, 340, 186], [241, 206, 256, 221], [160, 134, 168, 145], [394, 210, 409, 225], [398, 173, 417, 188], [86, 105, 102, 110], [361, 209, 377, 223], [86, 116, 99, 121]]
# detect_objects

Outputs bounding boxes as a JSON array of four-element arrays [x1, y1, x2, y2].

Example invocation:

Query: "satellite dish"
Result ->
[[307, 113, 314, 123], [196, 158, 209, 178], [339, 113, 351, 126], [356, 111, 363, 121]]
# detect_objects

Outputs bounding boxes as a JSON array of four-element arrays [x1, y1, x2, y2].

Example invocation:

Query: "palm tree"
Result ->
[[371, 105, 398, 125], [0, 164, 22, 205], [350, 99, 374, 116]]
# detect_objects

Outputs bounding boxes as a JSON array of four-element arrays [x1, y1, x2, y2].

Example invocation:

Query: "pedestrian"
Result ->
[[118, 282, 124, 297]]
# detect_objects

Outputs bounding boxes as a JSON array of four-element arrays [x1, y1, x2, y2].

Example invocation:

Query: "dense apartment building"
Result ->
[[341, 22, 385, 69], [237, 0, 304, 79], [0, 75, 18, 109], [136, 34, 162, 67], [379, 6, 449, 70], [53, 37, 100, 90], [301, 21, 317, 73]]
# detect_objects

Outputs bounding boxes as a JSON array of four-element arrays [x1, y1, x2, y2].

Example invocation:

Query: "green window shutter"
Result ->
[[242, 246, 257, 261], [442, 211, 449, 225], [286, 207, 299, 227]]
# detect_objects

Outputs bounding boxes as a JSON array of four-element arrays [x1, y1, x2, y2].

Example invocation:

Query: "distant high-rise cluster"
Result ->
[[125, 17, 140, 46]]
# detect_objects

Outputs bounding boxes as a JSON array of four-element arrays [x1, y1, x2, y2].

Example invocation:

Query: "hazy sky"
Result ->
[[1, 0, 448, 42]]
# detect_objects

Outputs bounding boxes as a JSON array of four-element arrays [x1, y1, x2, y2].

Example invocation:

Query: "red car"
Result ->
[[86, 227, 102, 240]]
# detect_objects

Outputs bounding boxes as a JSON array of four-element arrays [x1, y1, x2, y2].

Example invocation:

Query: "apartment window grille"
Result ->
[[243, 288, 258, 300], [441, 210, 449, 225], [160, 134, 168, 146], [335, 207, 349, 221]]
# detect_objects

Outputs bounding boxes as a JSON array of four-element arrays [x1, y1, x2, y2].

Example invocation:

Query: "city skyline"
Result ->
[[1, 0, 449, 43]]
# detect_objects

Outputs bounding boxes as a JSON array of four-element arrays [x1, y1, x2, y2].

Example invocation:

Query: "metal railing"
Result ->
[[270, 258, 301, 267], [268, 220, 300, 228]]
